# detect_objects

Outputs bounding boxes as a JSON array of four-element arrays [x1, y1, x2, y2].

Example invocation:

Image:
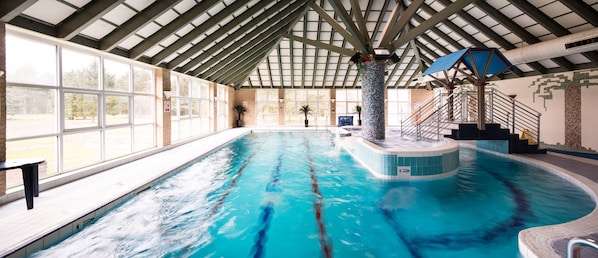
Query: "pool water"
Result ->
[[31, 132, 594, 257]]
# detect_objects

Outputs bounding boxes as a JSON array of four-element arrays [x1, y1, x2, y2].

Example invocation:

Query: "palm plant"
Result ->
[[233, 105, 247, 127], [354, 105, 362, 126], [299, 104, 312, 127]]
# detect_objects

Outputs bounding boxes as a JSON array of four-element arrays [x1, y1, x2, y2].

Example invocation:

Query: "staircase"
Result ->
[[400, 88, 545, 154]]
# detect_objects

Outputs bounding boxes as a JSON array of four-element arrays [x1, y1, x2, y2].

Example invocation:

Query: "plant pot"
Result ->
[[304, 119, 309, 127], [236, 120, 243, 127], [358, 119, 362, 126]]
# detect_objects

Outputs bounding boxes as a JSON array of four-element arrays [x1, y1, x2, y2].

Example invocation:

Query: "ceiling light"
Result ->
[[348, 52, 361, 65], [374, 48, 391, 60], [387, 53, 400, 64]]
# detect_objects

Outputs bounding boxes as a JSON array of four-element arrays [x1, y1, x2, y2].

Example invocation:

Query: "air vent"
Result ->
[[565, 36, 598, 49]]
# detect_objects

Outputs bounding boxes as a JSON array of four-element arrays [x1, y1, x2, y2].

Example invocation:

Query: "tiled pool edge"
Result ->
[[2, 129, 252, 258], [338, 136, 460, 180]]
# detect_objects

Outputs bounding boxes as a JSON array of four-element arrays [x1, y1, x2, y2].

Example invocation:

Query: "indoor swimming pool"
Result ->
[[30, 131, 595, 257]]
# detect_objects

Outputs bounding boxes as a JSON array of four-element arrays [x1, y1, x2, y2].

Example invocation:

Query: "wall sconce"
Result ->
[[330, 98, 335, 104], [278, 99, 284, 108], [163, 90, 172, 99]]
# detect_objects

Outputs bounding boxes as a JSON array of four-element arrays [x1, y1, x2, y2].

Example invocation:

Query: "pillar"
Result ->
[[155, 68, 171, 147], [361, 60, 385, 141]]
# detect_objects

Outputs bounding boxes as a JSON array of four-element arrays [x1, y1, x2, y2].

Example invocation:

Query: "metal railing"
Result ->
[[400, 88, 541, 143], [567, 237, 598, 258]]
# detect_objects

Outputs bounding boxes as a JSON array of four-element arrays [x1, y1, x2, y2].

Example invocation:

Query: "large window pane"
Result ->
[[63, 132, 101, 171], [105, 95, 130, 125], [64, 93, 99, 129], [133, 66, 153, 93], [7, 137, 57, 184], [134, 95, 154, 124], [134, 124, 154, 152], [104, 59, 130, 92], [179, 77, 190, 97], [62, 49, 99, 89], [105, 127, 132, 160], [6, 35, 57, 86], [6, 86, 57, 138]]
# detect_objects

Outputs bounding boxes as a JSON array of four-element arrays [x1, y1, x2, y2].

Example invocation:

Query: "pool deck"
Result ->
[[0, 129, 597, 257]]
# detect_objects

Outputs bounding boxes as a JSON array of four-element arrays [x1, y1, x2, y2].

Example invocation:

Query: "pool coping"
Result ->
[[512, 154, 598, 258]]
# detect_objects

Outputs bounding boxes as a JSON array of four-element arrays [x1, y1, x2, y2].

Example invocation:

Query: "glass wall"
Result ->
[[256, 89, 279, 125], [170, 74, 212, 142], [284, 89, 330, 126], [387, 89, 411, 125], [216, 85, 229, 131], [335, 89, 362, 126], [5, 30, 156, 186]]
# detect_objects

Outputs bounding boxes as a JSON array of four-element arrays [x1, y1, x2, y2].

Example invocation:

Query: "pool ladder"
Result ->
[[567, 237, 598, 258]]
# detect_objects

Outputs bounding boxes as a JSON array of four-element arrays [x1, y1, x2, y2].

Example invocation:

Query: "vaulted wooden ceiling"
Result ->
[[2, 0, 597, 89]]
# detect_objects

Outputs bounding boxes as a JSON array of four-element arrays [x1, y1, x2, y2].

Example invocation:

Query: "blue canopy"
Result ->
[[422, 47, 514, 78]]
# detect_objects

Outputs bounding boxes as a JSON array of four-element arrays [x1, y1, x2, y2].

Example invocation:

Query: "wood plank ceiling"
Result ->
[[2, 0, 597, 89]]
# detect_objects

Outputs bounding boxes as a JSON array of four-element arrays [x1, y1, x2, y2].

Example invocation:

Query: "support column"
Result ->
[[155, 68, 171, 147], [361, 60, 385, 141]]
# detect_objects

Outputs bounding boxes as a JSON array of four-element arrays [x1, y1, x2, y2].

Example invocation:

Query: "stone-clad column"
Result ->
[[361, 60, 385, 141]]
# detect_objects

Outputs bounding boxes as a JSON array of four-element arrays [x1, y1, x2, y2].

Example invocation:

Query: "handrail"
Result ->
[[567, 237, 598, 258], [400, 87, 542, 143]]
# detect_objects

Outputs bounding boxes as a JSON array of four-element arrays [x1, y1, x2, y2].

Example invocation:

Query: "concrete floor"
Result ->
[[0, 129, 596, 257]]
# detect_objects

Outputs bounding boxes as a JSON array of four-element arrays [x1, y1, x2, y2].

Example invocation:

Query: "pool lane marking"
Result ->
[[250, 154, 283, 258], [379, 207, 423, 258], [305, 139, 333, 258], [386, 167, 534, 251], [210, 145, 262, 216]]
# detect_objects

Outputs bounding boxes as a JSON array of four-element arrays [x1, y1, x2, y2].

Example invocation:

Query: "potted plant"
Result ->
[[299, 104, 312, 127], [354, 105, 362, 126], [233, 105, 247, 127]]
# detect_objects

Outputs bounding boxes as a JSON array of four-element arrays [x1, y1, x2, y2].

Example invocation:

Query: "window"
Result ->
[[5, 30, 157, 187], [171, 73, 212, 141], [256, 89, 279, 125], [5, 34, 57, 86], [284, 89, 330, 125], [62, 48, 100, 89], [387, 89, 411, 125], [335, 89, 362, 126], [216, 85, 229, 131]]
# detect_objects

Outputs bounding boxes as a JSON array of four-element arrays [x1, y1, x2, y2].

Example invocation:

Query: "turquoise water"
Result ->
[[31, 132, 594, 257]]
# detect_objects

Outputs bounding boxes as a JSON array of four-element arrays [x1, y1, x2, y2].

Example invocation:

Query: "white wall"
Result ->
[[491, 69, 598, 152]]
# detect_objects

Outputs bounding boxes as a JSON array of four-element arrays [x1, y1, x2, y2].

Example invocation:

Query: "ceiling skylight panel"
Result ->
[[450, 16, 468, 28], [162, 52, 179, 63], [22, 0, 76, 25], [500, 4, 523, 19], [555, 12, 586, 30], [501, 33, 522, 46], [102, 5, 136, 26], [525, 24, 551, 38], [124, 0, 156, 12], [192, 13, 211, 26], [173, 0, 196, 14], [80, 20, 115, 40], [176, 43, 194, 54], [175, 24, 195, 37], [540, 1, 569, 17], [537, 59, 559, 68], [491, 24, 510, 36], [64, 0, 92, 8], [208, 2, 227, 16], [570, 23, 595, 33], [428, 1, 445, 12], [118, 34, 143, 50], [466, 6, 485, 19], [159, 34, 179, 48], [144, 45, 164, 57], [564, 53, 590, 64], [512, 14, 535, 29], [155, 9, 178, 26]]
